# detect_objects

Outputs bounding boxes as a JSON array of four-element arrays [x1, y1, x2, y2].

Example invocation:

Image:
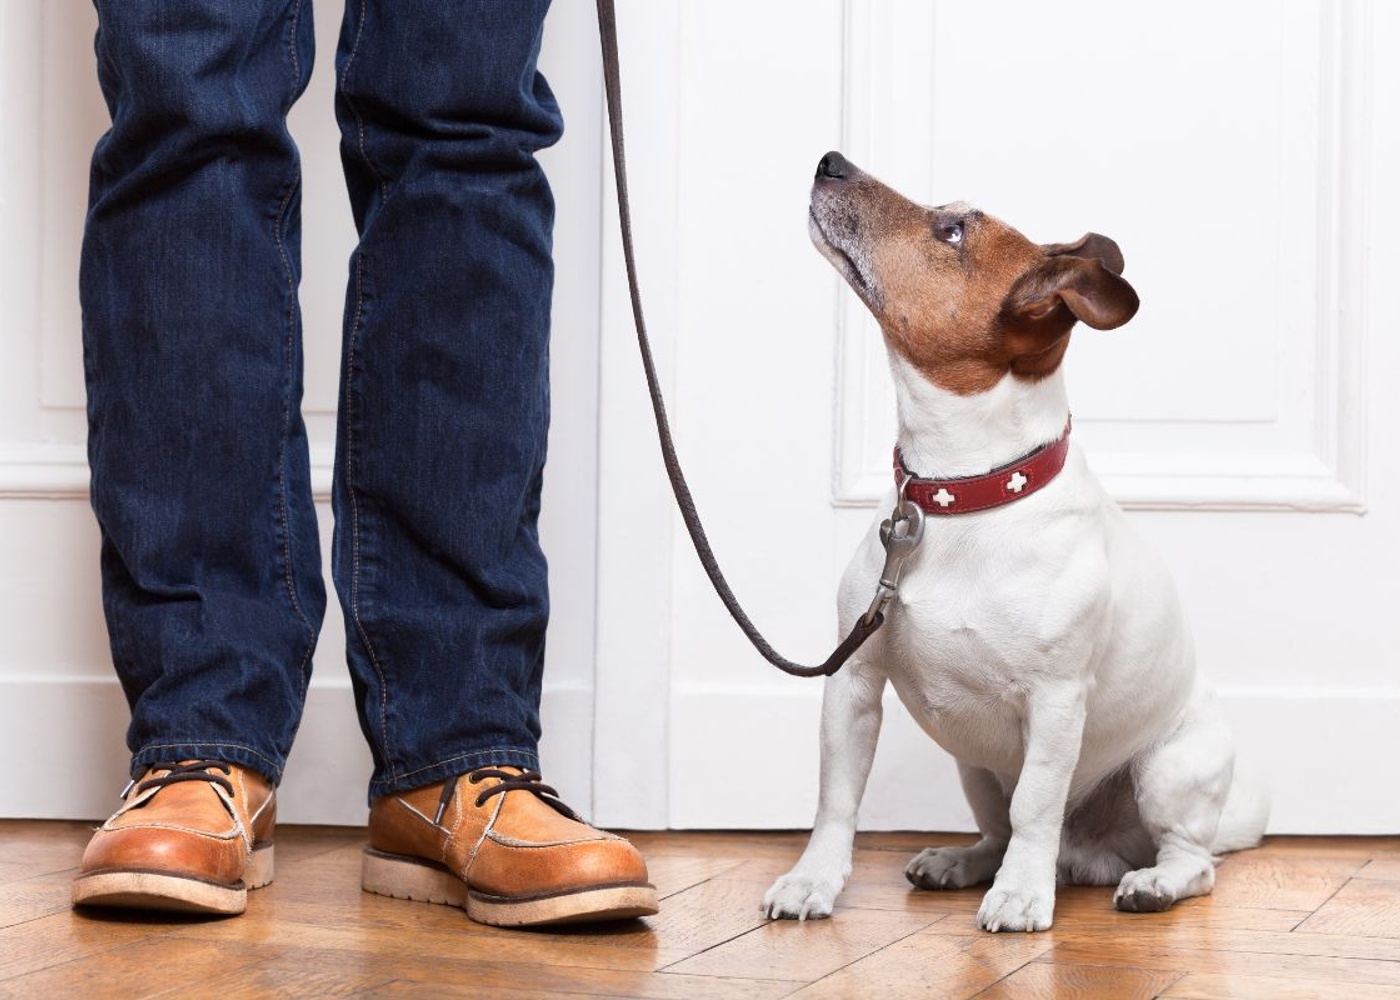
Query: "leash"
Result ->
[[594, 0, 903, 678]]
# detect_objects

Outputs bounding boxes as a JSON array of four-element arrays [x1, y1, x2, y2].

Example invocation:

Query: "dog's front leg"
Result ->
[[764, 663, 885, 920], [977, 682, 1086, 932]]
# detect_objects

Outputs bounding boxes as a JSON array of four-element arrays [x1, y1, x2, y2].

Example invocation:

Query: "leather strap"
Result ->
[[596, 0, 879, 677], [897, 424, 1072, 516]]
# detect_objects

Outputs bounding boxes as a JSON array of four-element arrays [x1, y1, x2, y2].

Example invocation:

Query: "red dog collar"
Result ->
[[895, 422, 1072, 516]]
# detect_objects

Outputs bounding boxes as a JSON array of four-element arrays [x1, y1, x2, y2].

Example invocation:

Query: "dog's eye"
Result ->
[[937, 222, 964, 246]]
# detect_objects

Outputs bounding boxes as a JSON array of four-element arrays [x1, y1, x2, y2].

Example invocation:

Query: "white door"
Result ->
[[592, 0, 1400, 834]]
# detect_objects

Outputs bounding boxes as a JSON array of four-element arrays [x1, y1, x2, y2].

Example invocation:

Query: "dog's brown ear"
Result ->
[[1043, 233, 1125, 276], [1004, 255, 1139, 331]]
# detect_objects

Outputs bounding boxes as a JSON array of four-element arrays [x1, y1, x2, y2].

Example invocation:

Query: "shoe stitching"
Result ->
[[102, 821, 241, 842], [463, 792, 506, 881], [220, 776, 252, 855], [392, 796, 434, 828], [485, 830, 609, 849]]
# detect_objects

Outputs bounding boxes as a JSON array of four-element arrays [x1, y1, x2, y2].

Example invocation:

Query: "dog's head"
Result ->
[[809, 151, 1138, 396]]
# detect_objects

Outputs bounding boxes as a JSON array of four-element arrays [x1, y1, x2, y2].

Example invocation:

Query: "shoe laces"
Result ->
[[433, 767, 581, 826], [123, 760, 234, 800]]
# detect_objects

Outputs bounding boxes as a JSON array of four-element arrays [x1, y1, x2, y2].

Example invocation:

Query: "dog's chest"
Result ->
[[870, 510, 1109, 769]]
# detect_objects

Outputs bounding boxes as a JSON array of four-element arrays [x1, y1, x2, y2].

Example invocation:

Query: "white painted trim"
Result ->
[[589, 0, 681, 830], [0, 444, 336, 501], [667, 684, 1400, 835]]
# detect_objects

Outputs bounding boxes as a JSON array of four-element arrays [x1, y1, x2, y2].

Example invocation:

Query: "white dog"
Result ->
[[763, 152, 1267, 932]]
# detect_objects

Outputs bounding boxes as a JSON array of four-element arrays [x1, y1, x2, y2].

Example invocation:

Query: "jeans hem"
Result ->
[[130, 743, 285, 786], [369, 747, 540, 800]]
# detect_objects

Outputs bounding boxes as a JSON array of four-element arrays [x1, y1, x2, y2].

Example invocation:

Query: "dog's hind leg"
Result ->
[[906, 763, 1009, 889], [764, 662, 886, 920], [1115, 688, 1238, 912]]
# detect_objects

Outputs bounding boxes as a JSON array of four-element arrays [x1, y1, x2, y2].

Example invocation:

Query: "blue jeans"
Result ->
[[81, 0, 562, 797]]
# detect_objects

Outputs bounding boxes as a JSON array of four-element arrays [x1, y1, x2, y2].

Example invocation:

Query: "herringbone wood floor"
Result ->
[[1, 822, 1398, 999]]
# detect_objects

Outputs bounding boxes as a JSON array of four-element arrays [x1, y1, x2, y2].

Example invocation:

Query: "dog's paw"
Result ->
[[905, 845, 1001, 890], [762, 870, 841, 921], [1114, 868, 1180, 913], [976, 882, 1055, 932]]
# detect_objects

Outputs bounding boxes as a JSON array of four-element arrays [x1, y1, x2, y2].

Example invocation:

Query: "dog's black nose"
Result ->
[[816, 151, 849, 180]]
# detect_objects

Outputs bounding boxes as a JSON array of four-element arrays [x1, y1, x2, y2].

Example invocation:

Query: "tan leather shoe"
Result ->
[[362, 767, 658, 927], [72, 760, 275, 915]]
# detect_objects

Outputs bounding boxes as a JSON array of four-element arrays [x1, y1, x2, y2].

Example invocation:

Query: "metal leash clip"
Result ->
[[862, 478, 926, 625]]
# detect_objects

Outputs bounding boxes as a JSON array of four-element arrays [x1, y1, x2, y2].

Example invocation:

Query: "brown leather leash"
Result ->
[[593, 0, 893, 678]]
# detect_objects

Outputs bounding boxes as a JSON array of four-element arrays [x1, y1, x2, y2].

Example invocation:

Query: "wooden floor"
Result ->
[[2, 823, 1398, 999]]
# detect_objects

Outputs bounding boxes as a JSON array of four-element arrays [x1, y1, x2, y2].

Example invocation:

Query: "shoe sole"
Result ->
[[71, 843, 274, 916], [361, 847, 659, 927]]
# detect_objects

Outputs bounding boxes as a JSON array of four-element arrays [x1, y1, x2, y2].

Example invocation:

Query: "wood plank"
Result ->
[[75, 941, 391, 1000], [1045, 926, 1400, 963], [0, 908, 184, 982], [712, 852, 986, 919], [646, 854, 747, 900], [254, 949, 795, 1000], [0, 869, 79, 931], [1162, 972, 1400, 1000], [0, 820, 93, 871], [1038, 939, 1400, 989], [1252, 836, 1400, 857], [922, 885, 1309, 937], [1357, 858, 1400, 880], [166, 914, 691, 974], [626, 877, 778, 958], [784, 925, 1050, 1000], [664, 907, 941, 981], [267, 824, 365, 867], [1209, 849, 1366, 912], [979, 961, 1182, 999], [1295, 878, 1400, 939]]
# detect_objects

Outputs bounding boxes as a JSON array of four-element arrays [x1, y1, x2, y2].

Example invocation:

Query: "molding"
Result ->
[[668, 683, 1400, 835], [831, 0, 1369, 514], [589, 0, 681, 831], [0, 444, 336, 501]]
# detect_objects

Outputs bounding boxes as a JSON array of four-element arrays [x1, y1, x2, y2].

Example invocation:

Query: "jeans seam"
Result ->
[[274, 0, 316, 698], [275, 176, 316, 699], [339, 2, 395, 783], [285, 0, 304, 87], [339, 0, 389, 207], [345, 251, 394, 782]]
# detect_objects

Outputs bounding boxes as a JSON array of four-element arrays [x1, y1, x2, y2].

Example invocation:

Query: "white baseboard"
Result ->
[[0, 676, 595, 826], [668, 685, 1400, 835]]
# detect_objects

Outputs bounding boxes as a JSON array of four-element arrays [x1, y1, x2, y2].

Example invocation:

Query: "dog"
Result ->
[[762, 151, 1267, 932]]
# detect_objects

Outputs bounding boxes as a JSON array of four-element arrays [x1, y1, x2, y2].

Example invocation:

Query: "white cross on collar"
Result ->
[[1006, 471, 1029, 493], [931, 487, 956, 507]]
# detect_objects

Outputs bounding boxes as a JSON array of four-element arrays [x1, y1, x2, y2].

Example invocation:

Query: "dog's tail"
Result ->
[[1212, 766, 1270, 854]]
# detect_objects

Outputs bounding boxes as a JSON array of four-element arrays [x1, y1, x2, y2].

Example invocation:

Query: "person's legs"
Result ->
[[81, 0, 324, 783], [331, 0, 560, 796]]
